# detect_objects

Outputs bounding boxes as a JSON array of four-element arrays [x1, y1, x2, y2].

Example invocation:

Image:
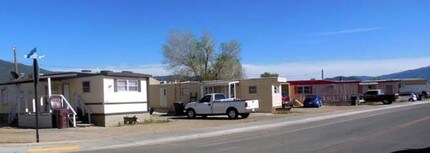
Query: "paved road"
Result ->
[[81, 103, 430, 153]]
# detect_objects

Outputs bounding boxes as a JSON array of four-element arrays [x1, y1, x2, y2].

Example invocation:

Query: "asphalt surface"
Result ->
[[82, 103, 430, 153]]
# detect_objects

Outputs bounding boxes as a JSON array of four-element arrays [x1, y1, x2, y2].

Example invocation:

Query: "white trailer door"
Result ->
[[160, 88, 167, 108]]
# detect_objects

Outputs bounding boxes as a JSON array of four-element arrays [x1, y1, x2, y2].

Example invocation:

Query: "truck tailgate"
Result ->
[[245, 100, 259, 110]]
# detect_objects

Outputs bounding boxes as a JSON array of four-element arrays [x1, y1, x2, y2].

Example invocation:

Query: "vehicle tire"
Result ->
[[227, 108, 239, 119], [201, 115, 207, 118], [409, 98, 413, 102], [186, 109, 196, 119], [382, 100, 390, 105], [241, 113, 250, 119]]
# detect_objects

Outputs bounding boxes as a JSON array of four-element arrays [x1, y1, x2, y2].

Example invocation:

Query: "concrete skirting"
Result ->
[[91, 113, 150, 127], [18, 113, 53, 128]]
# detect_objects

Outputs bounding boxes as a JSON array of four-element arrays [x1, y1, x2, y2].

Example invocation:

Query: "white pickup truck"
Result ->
[[184, 93, 259, 119]]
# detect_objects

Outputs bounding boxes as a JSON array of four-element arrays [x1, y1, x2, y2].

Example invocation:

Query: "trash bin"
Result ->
[[173, 102, 185, 116], [351, 96, 358, 106], [54, 109, 69, 129]]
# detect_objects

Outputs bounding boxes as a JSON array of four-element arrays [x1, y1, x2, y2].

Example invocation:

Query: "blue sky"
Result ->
[[1, 0, 429, 79]]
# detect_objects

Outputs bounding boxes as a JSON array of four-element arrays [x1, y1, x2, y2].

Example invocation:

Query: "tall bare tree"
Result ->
[[162, 30, 244, 81], [196, 31, 216, 80], [212, 40, 244, 80], [162, 30, 200, 77]]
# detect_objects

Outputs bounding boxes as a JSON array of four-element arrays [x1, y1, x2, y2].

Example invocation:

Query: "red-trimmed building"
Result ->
[[283, 80, 360, 105]]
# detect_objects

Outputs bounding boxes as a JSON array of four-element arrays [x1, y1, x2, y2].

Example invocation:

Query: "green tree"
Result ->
[[260, 72, 279, 78], [162, 29, 244, 81]]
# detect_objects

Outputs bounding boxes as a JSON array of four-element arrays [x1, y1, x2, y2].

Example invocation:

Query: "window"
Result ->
[[116, 79, 140, 92], [82, 81, 90, 92], [249, 86, 257, 94], [128, 80, 139, 91], [200, 95, 211, 103], [181, 88, 190, 96], [297, 86, 311, 94], [214, 94, 226, 100], [274, 85, 280, 93]]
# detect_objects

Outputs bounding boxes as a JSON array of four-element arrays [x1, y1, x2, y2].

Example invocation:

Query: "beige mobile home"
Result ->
[[237, 77, 286, 113], [0, 71, 150, 127], [360, 80, 401, 94], [149, 77, 287, 113], [149, 81, 201, 113]]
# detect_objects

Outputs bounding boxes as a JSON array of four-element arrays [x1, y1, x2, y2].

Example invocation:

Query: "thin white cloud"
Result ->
[[49, 57, 430, 81], [314, 27, 381, 36], [243, 57, 430, 80]]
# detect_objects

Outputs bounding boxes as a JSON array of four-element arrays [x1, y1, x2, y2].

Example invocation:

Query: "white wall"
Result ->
[[400, 85, 428, 93], [104, 103, 148, 114], [103, 78, 148, 114]]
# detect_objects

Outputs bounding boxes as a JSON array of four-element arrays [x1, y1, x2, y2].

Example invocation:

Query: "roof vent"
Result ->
[[121, 71, 133, 73], [100, 70, 113, 74]]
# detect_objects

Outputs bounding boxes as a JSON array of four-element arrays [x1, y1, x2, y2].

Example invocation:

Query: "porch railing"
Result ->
[[48, 94, 77, 127], [75, 94, 92, 124]]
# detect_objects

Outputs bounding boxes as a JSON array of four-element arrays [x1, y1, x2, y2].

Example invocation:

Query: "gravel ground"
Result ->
[[0, 101, 422, 143]]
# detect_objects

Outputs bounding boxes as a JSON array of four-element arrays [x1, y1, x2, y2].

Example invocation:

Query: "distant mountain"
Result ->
[[379, 66, 430, 80], [327, 65, 430, 81], [0, 59, 52, 83]]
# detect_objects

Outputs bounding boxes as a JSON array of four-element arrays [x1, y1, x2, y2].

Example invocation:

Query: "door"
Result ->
[[195, 95, 212, 114], [160, 88, 167, 108], [62, 84, 71, 101]]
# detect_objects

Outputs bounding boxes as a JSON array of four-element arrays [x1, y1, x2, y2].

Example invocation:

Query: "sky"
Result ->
[[0, 0, 429, 80]]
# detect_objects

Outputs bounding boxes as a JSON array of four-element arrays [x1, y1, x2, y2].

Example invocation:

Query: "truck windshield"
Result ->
[[215, 94, 226, 100], [366, 91, 379, 95]]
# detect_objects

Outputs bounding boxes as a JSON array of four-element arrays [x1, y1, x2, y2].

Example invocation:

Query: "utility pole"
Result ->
[[321, 69, 324, 80], [13, 46, 19, 73]]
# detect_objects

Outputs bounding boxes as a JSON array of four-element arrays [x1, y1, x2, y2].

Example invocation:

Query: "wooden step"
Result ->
[[76, 123, 94, 127]]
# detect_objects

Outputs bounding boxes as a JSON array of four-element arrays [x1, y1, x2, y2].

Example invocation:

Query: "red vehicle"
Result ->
[[281, 93, 292, 109], [282, 93, 290, 102]]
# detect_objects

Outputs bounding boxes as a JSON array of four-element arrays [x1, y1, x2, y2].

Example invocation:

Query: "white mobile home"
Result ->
[[0, 71, 151, 127], [399, 78, 429, 94]]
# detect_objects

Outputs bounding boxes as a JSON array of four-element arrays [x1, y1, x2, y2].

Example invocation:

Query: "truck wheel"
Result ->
[[382, 100, 388, 105], [241, 113, 250, 119], [186, 109, 196, 119], [227, 109, 239, 119], [382, 100, 392, 105]]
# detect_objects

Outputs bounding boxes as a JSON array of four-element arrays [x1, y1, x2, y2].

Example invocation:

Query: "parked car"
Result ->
[[303, 95, 322, 108], [361, 89, 396, 105], [398, 92, 418, 102], [414, 92, 422, 101], [184, 93, 259, 119], [422, 91, 430, 98]]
